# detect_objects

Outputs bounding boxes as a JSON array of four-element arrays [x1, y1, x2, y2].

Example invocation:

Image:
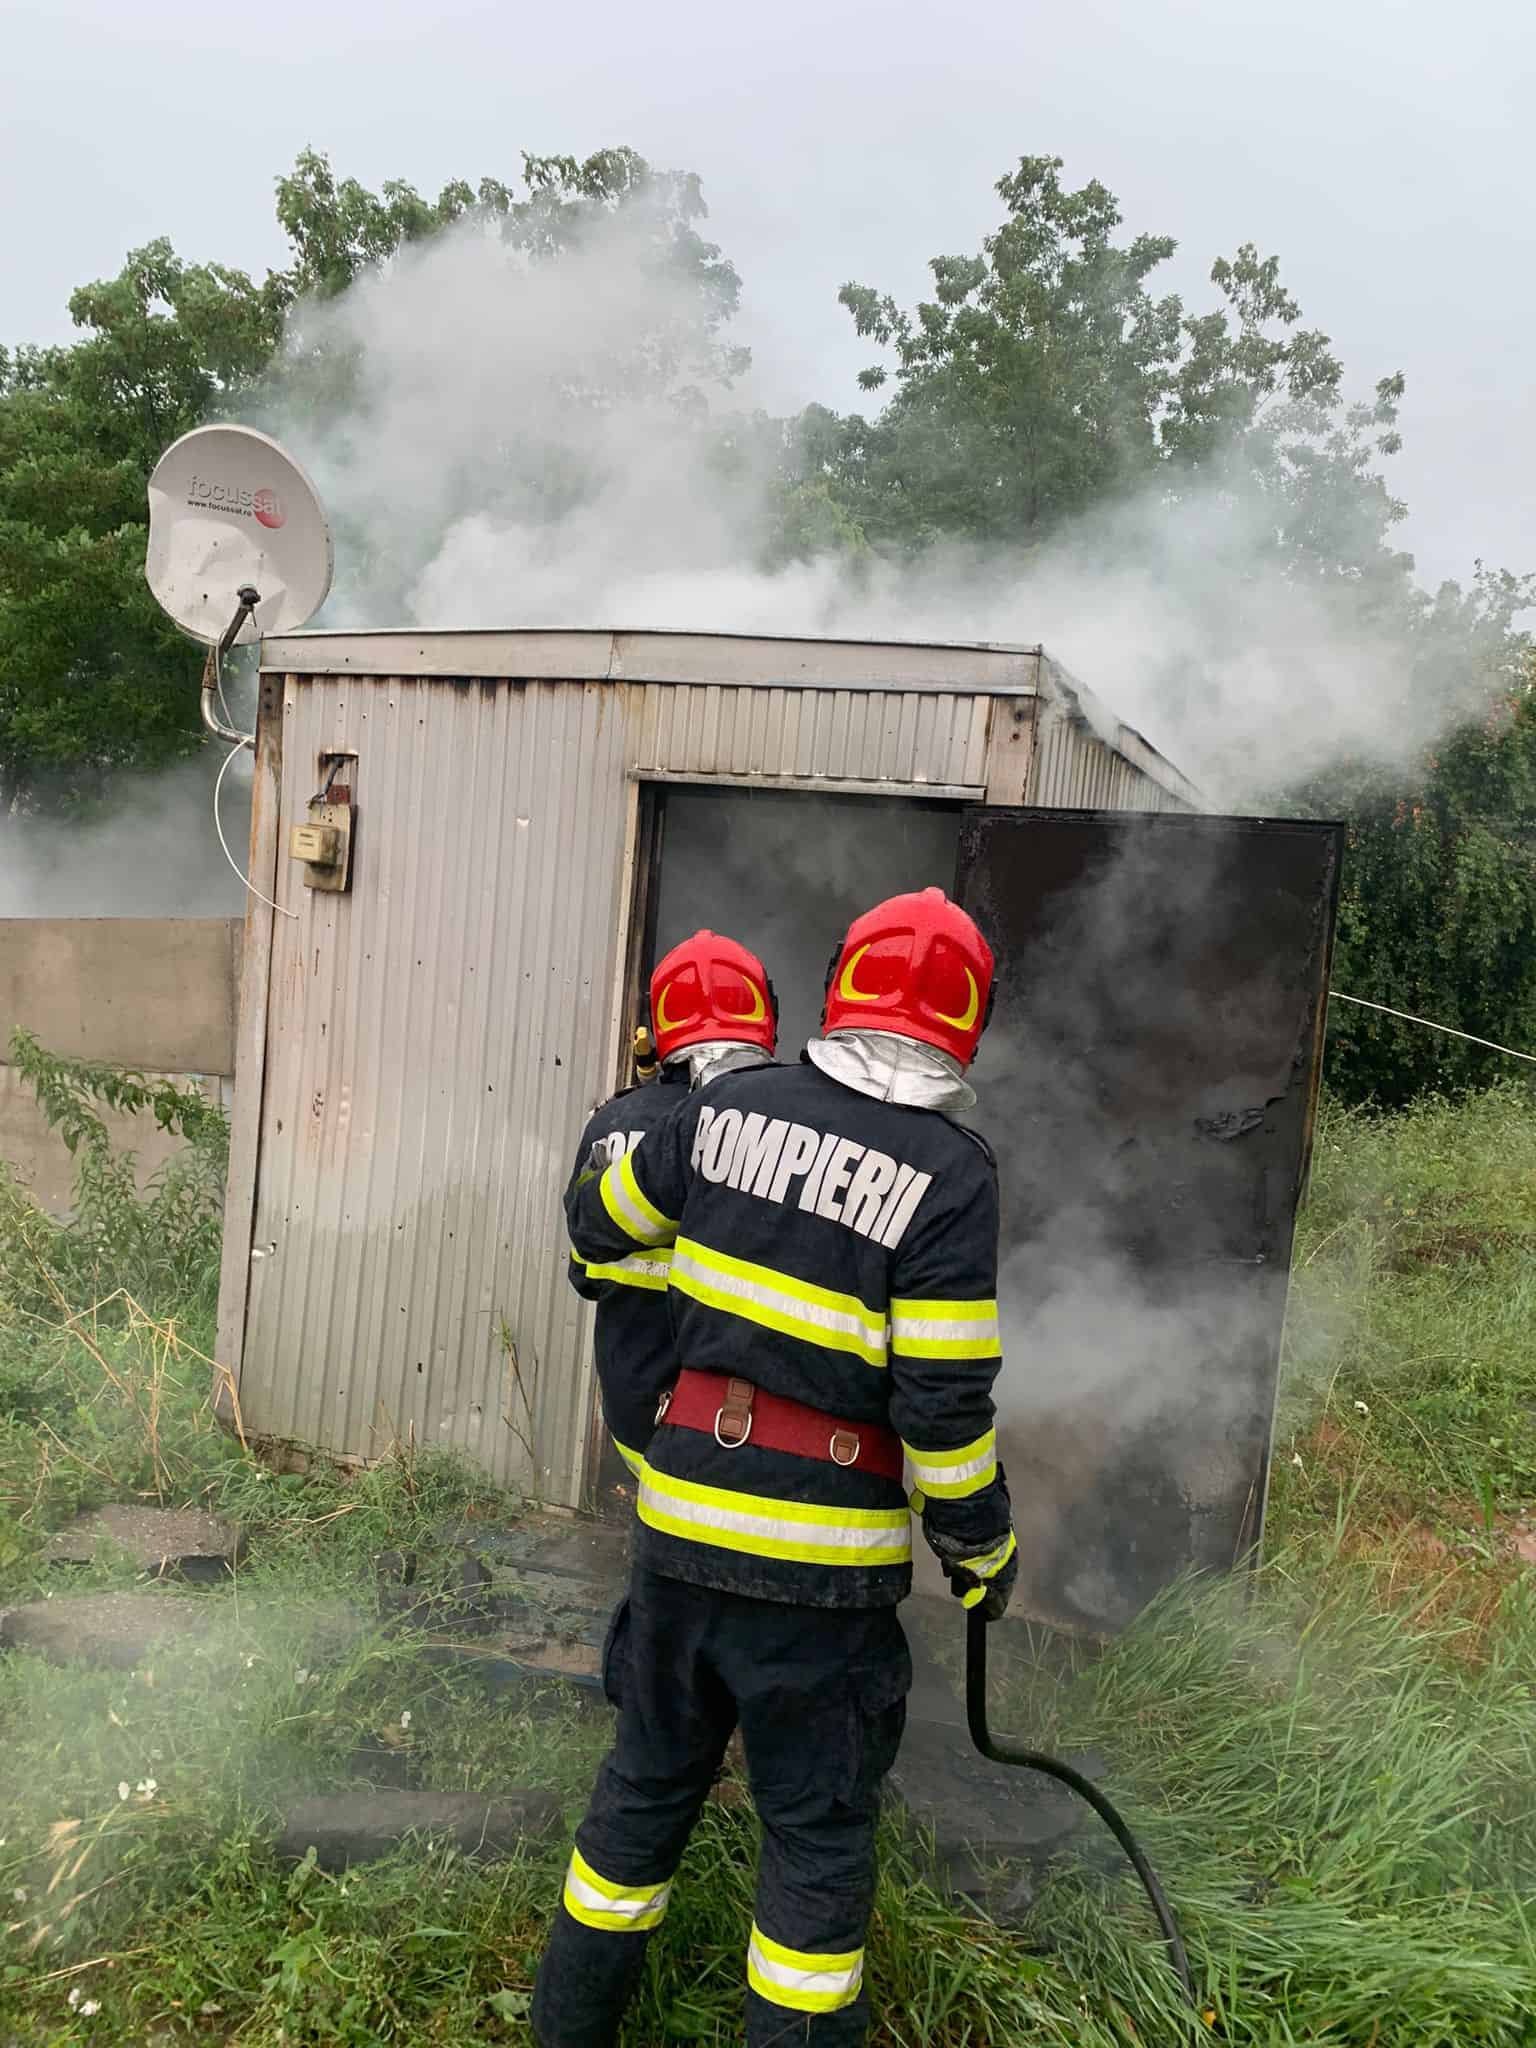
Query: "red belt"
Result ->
[[657, 1369, 904, 1484]]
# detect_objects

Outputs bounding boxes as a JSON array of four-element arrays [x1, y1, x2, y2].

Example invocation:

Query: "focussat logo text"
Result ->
[[184, 474, 286, 528]]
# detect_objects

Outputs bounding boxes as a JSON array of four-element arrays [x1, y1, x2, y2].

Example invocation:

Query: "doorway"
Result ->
[[645, 784, 966, 1057]]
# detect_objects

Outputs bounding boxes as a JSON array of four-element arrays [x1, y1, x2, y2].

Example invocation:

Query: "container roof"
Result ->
[[258, 625, 1198, 806], [260, 624, 1043, 690]]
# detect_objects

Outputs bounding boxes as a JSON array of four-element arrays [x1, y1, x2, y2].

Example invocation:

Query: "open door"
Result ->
[[957, 808, 1342, 1636], [589, 781, 966, 1511]]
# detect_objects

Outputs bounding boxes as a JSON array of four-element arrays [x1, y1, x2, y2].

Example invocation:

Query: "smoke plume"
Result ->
[[0, 750, 249, 918], [252, 205, 1502, 810], [9, 192, 1505, 917]]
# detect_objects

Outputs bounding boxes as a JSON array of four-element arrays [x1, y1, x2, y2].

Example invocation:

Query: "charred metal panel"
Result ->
[[957, 809, 1342, 1636]]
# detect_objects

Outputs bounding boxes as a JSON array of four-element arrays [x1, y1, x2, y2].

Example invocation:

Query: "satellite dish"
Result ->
[[145, 424, 333, 645]]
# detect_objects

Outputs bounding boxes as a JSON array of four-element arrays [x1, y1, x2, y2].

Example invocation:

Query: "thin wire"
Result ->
[[213, 742, 298, 922], [1329, 991, 1536, 1064], [309, 755, 344, 808]]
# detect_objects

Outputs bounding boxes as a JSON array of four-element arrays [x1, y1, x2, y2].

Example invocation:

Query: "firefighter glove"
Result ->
[[926, 1521, 1019, 1625]]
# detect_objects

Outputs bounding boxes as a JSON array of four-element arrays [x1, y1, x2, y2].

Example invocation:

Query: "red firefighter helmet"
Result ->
[[649, 931, 778, 1063], [822, 888, 994, 1066]]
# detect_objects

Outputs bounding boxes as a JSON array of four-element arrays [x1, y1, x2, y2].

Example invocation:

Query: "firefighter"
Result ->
[[567, 930, 780, 1485], [533, 888, 1016, 2048]]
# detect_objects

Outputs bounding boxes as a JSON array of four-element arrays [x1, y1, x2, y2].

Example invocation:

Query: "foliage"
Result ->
[[0, 237, 292, 811], [794, 155, 1534, 1107], [1315, 655, 1536, 1104], [803, 155, 1411, 578], [1279, 1081, 1536, 1508], [0, 1088, 1533, 2043], [0, 147, 742, 812], [1, 1031, 227, 1324], [825, 158, 1184, 546], [7, 141, 1535, 1103]]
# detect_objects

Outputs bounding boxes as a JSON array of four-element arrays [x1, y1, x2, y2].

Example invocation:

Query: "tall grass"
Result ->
[[0, 1065, 1533, 2042]]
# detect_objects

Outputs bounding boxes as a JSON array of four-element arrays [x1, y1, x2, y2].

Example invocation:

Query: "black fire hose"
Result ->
[[965, 1607, 1197, 2007]]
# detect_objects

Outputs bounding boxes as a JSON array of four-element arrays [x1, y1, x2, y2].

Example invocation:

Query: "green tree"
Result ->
[[1321, 634, 1536, 1105], [0, 147, 740, 812], [800, 155, 1412, 591], [0, 241, 288, 810], [819, 158, 1182, 547]]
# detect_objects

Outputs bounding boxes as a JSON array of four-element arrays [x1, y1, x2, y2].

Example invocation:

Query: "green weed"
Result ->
[[1, 1070, 1534, 2042]]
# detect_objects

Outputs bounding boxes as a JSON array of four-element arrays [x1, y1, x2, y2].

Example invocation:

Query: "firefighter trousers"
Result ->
[[530, 1565, 911, 2048]]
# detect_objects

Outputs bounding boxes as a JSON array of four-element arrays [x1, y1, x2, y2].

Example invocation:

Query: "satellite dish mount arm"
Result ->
[[202, 583, 260, 750]]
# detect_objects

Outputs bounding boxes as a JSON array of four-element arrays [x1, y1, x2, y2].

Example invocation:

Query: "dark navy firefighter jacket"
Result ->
[[566, 1058, 1015, 1611], [564, 1075, 689, 1480]]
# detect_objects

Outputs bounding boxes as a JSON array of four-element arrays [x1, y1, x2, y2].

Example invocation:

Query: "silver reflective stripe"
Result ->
[[961, 1529, 1017, 1581], [904, 1436, 997, 1493], [669, 1242, 886, 1364], [586, 1252, 672, 1289], [637, 1468, 910, 1567], [562, 1848, 673, 1933], [599, 1155, 675, 1246], [891, 1312, 1001, 1348], [566, 1871, 671, 1923], [747, 1926, 864, 2013]]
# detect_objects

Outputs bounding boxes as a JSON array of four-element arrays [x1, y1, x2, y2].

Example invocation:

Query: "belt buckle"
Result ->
[[714, 1376, 755, 1448], [829, 1429, 860, 1468]]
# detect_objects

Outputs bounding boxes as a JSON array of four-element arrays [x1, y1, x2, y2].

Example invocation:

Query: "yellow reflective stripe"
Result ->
[[612, 1438, 645, 1477], [747, 1925, 864, 2013], [960, 1529, 1017, 1581], [674, 1239, 887, 1348], [902, 1428, 997, 1498], [573, 1246, 672, 1292], [637, 1464, 910, 1569], [889, 1296, 1001, 1360], [562, 1847, 672, 1932], [598, 1154, 677, 1247], [670, 1238, 887, 1368]]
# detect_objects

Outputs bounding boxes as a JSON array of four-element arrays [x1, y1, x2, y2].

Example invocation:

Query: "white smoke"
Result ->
[[7, 177, 1518, 918], [0, 750, 249, 917], [267, 208, 781, 638], [250, 205, 1514, 810]]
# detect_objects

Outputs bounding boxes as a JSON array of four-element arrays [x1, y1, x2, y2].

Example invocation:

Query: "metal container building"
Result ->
[[220, 627, 1338, 1632]]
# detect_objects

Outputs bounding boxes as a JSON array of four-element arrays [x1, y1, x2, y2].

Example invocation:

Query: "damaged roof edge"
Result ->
[[1038, 653, 1205, 810]]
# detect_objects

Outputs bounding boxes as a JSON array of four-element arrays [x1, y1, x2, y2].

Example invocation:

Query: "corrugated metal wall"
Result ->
[[229, 646, 1196, 1504], [238, 675, 630, 1499], [1027, 707, 1195, 813], [625, 684, 991, 790]]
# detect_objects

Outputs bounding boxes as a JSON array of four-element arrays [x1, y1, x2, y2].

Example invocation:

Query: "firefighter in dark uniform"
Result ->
[[533, 889, 1016, 2048], [567, 930, 780, 1484]]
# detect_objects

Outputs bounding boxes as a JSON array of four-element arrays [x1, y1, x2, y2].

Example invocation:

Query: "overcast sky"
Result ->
[[4, 0, 1531, 597]]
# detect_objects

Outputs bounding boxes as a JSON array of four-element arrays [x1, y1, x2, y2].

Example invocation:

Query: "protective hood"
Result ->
[[805, 1028, 976, 1112], [666, 1041, 775, 1091]]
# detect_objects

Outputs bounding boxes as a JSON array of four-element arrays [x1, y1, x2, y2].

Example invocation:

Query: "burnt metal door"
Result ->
[[956, 809, 1343, 1636]]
